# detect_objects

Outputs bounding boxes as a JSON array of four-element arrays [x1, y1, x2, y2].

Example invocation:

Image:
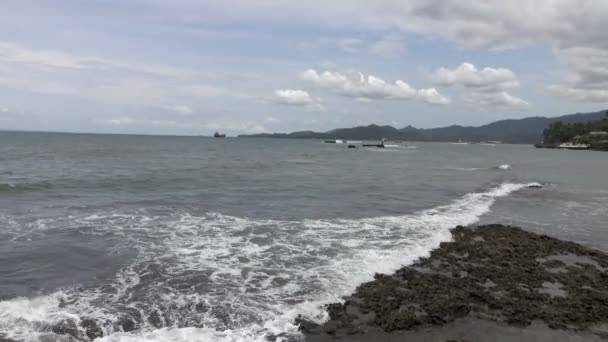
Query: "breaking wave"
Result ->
[[449, 164, 513, 172], [0, 182, 538, 342]]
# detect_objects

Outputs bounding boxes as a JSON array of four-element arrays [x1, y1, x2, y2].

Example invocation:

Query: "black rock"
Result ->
[[0, 337, 19, 342], [302, 224, 608, 339], [51, 319, 82, 339], [294, 315, 320, 333], [114, 316, 137, 332], [80, 318, 103, 340]]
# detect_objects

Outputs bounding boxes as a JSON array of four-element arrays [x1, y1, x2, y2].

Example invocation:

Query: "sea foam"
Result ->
[[0, 182, 538, 342]]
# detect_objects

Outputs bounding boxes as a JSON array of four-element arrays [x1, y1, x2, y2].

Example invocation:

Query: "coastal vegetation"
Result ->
[[542, 111, 608, 144]]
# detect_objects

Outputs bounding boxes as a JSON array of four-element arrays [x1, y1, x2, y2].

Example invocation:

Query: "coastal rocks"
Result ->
[[0, 337, 19, 342], [80, 319, 103, 340], [51, 320, 80, 338], [301, 224, 608, 341], [50, 318, 103, 341], [113, 316, 137, 332]]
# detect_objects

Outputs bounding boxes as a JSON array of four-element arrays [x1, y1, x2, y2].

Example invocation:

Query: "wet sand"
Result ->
[[299, 224, 608, 341]]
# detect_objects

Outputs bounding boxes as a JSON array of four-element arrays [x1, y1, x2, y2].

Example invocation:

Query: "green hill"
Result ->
[[239, 109, 608, 143]]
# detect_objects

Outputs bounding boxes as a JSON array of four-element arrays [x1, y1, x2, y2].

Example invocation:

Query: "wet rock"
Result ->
[[265, 332, 299, 342], [148, 310, 163, 328], [51, 319, 82, 340], [0, 337, 19, 342], [114, 316, 137, 332], [294, 315, 320, 333], [39, 334, 78, 342], [303, 224, 608, 340], [80, 318, 103, 340], [238, 256, 250, 263]]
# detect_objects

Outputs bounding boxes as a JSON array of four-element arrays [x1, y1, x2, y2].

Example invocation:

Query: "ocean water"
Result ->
[[1, 132, 607, 342]]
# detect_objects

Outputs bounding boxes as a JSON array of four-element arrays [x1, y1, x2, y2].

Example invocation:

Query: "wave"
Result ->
[[449, 164, 512, 172], [0, 182, 17, 191], [495, 164, 512, 170], [451, 167, 484, 171], [0, 181, 52, 193], [0, 182, 539, 342]]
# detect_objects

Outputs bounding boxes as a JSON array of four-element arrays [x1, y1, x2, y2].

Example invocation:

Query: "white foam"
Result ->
[[0, 182, 537, 342], [498, 164, 512, 170], [0, 293, 81, 341], [452, 167, 483, 171]]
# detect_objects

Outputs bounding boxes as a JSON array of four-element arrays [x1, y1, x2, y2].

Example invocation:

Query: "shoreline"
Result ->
[[299, 224, 608, 341], [2, 224, 607, 341]]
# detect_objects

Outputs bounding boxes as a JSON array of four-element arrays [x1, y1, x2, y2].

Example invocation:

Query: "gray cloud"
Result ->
[[188, 1, 608, 104], [432, 63, 528, 110], [549, 46, 608, 103], [137, 1, 606, 105]]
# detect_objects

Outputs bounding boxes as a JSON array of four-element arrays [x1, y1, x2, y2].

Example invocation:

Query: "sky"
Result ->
[[0, 0, 607, 135]]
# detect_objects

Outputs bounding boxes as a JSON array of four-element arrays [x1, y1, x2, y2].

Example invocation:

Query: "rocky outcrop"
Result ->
[[300, 224, 608, 341], [49, 318, 104, 341]]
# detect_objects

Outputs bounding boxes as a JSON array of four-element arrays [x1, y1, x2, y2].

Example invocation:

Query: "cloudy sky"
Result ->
[[1, 1, 607, 135]]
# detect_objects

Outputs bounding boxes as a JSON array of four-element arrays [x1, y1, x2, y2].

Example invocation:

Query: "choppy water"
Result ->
[[1, 132, 607, 342]]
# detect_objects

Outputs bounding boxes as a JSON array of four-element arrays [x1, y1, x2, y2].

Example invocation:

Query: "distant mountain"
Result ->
[[239, 109, 608, 144]]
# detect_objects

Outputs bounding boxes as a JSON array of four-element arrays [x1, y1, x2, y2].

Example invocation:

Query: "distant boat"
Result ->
[[558, 142, 590, 150], [213, 132, 226, 138], [534, 143, 558, 149], [362, 139, 386, 148]]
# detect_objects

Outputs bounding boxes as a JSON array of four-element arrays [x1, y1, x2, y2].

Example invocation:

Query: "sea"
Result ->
[[1, 131, 607, 342]]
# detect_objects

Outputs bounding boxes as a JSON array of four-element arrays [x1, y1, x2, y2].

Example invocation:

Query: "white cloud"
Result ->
[[163, 1, 607, 104], [417, 88, 451, 106], [432, 63, 528, 110], [3, 0, 607, 133], [300, 69, 449, 105], [124, 1, 607, 51], [274, 89, 321, 109], [432, 63, 519, 91]]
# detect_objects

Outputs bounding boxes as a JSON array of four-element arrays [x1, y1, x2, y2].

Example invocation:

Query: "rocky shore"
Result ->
[[300, 224, 608, 342], [2, 224, 607, 342]]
